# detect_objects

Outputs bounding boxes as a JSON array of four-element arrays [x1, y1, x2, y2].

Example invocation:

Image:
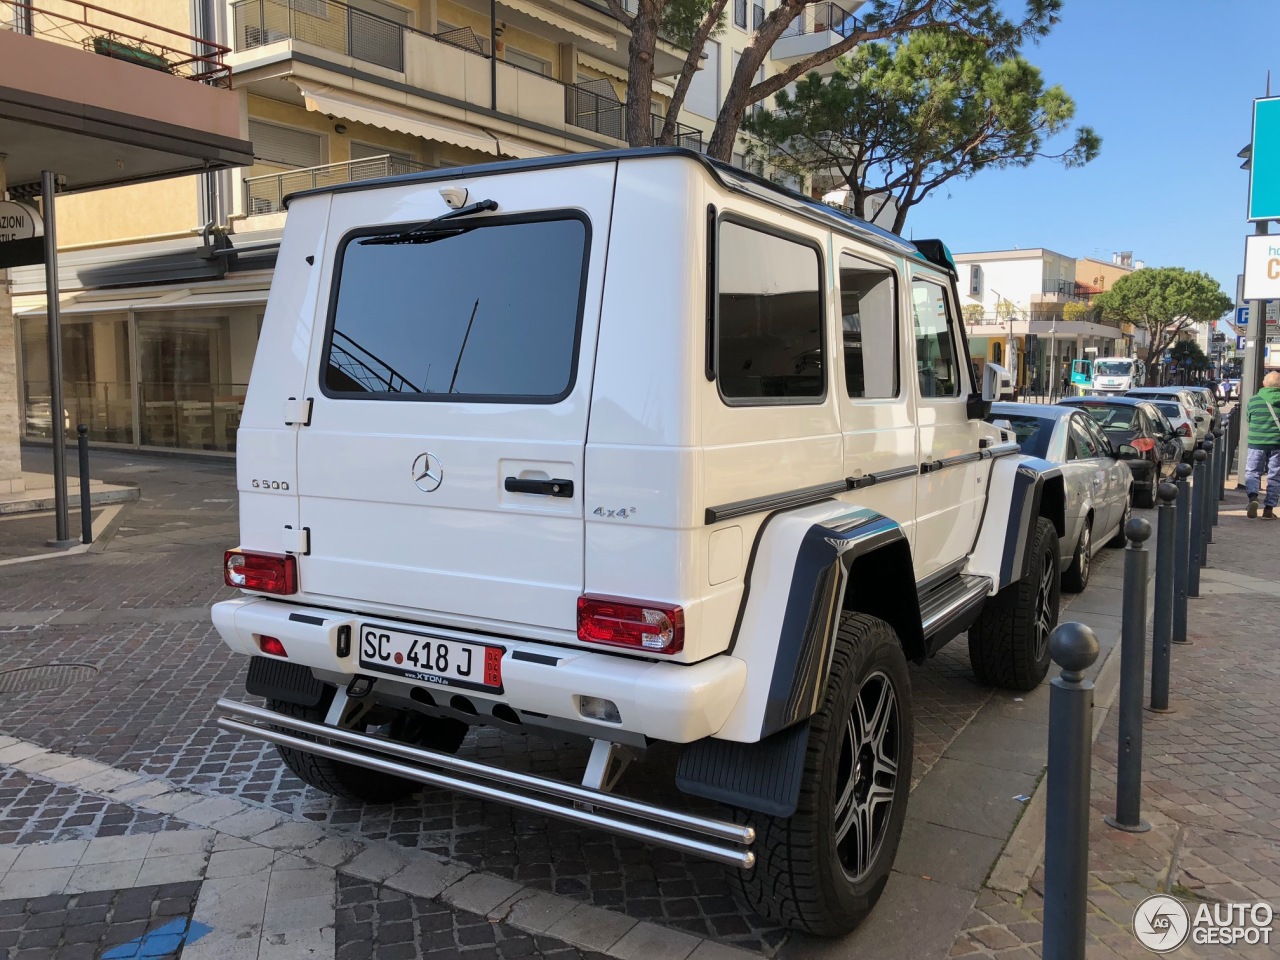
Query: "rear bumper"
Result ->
[[215, 697, 755, 868], [211, 598, 747, 743]]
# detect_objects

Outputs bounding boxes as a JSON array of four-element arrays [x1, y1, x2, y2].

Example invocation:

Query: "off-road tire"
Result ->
[[1061, 518, 1091, 593], [735, 613, 912, 936], [968, 517, 1060, 691], [268, 694, 466, 803]]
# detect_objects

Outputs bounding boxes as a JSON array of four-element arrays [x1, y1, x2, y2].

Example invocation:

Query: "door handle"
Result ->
[[504, 477, 574, 498]]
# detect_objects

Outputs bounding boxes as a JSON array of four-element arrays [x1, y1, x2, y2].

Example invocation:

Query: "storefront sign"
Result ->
[[0, 201, 42, 242], [1243, 235, 1280, 299]]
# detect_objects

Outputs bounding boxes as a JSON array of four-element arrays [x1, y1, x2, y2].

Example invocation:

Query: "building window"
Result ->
[[733, 0, 747, 29], [716, 220, 824, 402], [969, 264, 982, 296], [911, 279, 960, 398], [248, 120, 327, 169], [840, 254, 898, 399], [752, 1, 764, 29], [504, 46, 551, 75], [685, 39, 720, 119]]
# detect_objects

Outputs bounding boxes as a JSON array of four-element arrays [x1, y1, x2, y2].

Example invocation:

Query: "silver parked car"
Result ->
[[988, 403, 1133, 593]]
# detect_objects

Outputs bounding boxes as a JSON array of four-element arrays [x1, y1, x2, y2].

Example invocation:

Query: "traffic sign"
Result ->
[[1239, 335, 1249, 350], [1238, 305, 1250, 327], [1249, 97, 1280, 221]]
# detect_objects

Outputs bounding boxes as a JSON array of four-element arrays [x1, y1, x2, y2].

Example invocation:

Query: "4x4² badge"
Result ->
[[411, 452, 444, 492]]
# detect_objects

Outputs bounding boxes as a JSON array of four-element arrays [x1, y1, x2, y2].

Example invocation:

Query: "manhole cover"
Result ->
[[0, 663, 98, 693]]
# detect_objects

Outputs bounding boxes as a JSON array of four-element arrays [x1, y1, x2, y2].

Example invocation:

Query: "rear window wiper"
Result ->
[[360, 199, 498, 246]]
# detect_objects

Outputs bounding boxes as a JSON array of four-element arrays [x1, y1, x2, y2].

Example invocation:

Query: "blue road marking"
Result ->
[[101, 917, 212, 959]]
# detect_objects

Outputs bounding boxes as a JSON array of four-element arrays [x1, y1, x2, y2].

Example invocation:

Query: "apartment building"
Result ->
[[955, 248, 1129, 393], [0, 0, 250, 486], [8, 0, 861, 455]]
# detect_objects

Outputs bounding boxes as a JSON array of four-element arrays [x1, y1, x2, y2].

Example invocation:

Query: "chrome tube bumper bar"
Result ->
[[215, 698, 756, 869]]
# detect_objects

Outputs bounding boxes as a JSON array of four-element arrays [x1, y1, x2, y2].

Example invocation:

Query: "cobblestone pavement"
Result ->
[[951, 482, 1280, 960], [0, 881, 203, 960], [0, 446, 1036, 956]]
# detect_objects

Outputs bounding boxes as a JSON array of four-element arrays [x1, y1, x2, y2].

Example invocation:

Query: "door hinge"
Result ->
[[282, 525, 311, 555], [284, 397, 313, 427]]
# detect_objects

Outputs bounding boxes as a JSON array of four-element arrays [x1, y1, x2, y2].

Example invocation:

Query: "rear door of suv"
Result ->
[[292, 163, 616, 638]]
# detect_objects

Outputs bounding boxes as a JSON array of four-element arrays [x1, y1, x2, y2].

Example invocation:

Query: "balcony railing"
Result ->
[[567, 81, 703, 151], [232, 0, 405, 70], [232, 0, 703, 152], [779, 1, 862, 38], [244, 154, 429, 215], [2, 0, 230, 84], [1041, 279, 1101, 300]]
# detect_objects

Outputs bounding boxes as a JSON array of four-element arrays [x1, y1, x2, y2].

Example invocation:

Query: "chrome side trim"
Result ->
[[215, 698, 755, 869], [919, 574, 992, 637]]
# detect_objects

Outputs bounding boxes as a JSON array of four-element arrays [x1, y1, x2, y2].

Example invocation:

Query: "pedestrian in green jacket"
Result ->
[[1245, 371, 1280, 518]]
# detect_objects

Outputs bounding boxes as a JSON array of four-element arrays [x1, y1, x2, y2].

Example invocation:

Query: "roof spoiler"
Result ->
[[913, 239, 957, 277]]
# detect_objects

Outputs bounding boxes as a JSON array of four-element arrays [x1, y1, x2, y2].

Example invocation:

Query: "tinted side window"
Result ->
[[839, 254, 898, 399], [910, 279, 959, 398], [717, 221, 824, 402], [1068, 416, 1101, 460], [324, 217, 587, 401]]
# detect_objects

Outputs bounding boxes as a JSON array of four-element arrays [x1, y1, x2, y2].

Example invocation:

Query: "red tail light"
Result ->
[[225, 549, 298, 595], [1132, 437, 1155, 453], [1177, 423, 1192, 438], [258, 636, 288, 658], [577, 595, 685, 654]]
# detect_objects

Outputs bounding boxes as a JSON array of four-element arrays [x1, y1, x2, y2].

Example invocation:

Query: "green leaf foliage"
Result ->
[[741, 29, 1098, 233], [1092, 268, 1233, 366]]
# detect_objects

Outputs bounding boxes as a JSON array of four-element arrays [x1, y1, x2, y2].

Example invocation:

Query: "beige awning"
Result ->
[[293, 81, 500, 156], [15, 286, 270, 318], [496, 138, 558, 160], [497, 0, 616, 49]]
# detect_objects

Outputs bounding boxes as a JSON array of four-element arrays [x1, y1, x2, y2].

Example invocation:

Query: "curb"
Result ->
[[0, 486, 140, 517]]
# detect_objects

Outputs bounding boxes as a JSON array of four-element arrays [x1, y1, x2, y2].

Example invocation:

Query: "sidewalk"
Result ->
[[950, 483, 1280, 959]]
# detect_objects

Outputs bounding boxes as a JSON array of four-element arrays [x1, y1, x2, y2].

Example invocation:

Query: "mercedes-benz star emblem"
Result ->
[[411, 452, 444, 493]]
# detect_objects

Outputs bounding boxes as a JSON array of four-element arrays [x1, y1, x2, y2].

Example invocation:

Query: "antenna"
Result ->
[[448, 299, 481, 394]]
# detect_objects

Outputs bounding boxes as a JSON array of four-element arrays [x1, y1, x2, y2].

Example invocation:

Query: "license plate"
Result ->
[[358, 624, 503, 691]]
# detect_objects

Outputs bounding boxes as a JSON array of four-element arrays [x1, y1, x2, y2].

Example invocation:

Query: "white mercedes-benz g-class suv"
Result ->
[[213, 149, 1066, 936]]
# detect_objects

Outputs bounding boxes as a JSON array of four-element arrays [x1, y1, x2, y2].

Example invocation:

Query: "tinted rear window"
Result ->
[[1155, 402, 1183, 418], [1074, 404, 1138, 432], [323, 216, 588, 401], [995, 415, 1052, 458]]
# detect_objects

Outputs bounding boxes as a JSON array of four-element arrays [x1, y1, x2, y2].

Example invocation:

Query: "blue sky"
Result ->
[[909, 0, 1279, 302]]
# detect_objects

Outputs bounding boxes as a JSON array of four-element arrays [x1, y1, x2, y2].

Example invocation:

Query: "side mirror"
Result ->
[[981, 362, 1002, 402], [1115, 443, 1139, 459]]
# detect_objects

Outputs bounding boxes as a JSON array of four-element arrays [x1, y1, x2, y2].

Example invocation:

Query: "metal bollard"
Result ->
[[1043, 621, 1100, 960], [1105, 518, 1152, 834], [1188, 449, 1207, 593], [1216, 426, 1227, 506], [1201, 436, 1215, 547], [1173, 463, 1193, 642], [1149, 483, 1178, 713], [76, 424, 92, 546]]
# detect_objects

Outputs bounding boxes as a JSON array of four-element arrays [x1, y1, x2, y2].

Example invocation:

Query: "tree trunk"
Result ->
[[659, 0, 728, 145], [706, 4, 800, 159], [625, 1, 661, 146]]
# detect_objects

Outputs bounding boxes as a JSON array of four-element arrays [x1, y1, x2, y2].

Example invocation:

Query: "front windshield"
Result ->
[[1094, 361, 1134, 377]]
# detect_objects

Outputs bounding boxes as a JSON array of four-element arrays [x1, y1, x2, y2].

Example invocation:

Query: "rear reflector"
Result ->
[[225, 550, 298, 595], [577, 595, 684, 654], [258, 636, 288, 658]]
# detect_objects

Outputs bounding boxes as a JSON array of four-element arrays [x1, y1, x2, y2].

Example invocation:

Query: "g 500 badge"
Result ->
[[251, 479, 290, 491], [593, 506, 638, 519]]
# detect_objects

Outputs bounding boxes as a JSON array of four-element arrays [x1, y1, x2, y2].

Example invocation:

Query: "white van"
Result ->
[[212, 149, 1068, 935], [1091, 356, 1146, 393]]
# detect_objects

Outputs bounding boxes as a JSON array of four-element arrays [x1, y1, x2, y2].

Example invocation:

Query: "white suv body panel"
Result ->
[[216, 151, 1026, 747]]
